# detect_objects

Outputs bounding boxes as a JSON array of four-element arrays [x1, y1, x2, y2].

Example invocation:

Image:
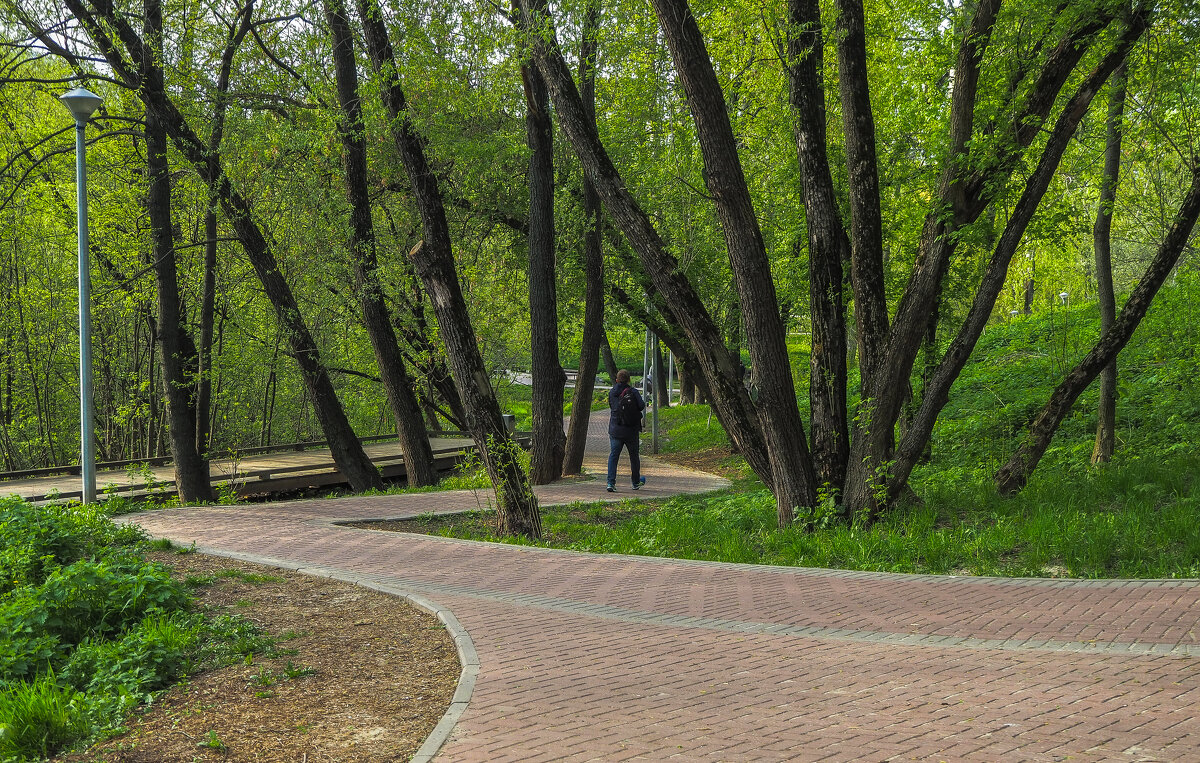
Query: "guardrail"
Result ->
[[2, 432, 533, 504], [0, 430, 483, 483]]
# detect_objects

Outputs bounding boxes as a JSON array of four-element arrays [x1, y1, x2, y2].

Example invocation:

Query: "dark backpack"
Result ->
[[616, 387, 643, 430]]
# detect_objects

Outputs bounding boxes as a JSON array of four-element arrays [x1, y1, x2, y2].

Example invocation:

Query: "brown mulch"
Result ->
[[56, 552, 459, 763]]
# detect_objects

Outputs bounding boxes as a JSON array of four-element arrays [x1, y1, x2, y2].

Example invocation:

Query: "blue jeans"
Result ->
[[607, 436, 641, 486]]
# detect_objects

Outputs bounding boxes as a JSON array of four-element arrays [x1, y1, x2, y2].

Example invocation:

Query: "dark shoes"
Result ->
[[632, 476, 646, 490], [606, 483, 616, 493]]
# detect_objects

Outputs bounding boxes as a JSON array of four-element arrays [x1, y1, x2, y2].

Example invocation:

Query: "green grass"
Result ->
[[398, 449, 1199, 578], [0, 497, 282, 760], [388, 276, 1200, 579]]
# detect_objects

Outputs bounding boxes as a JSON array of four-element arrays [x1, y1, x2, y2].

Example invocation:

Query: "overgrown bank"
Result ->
[[0, 497, 284, 759], [377, 279, 1200, 579]]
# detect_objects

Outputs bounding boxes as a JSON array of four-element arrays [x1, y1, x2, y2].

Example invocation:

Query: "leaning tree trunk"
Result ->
[[600, 333, 618, 381], [1092, 59, 1128, 465], [65, 0, 385, 493], [518, 6, 567, 484], [357, 0, 540, 536], [841, 0, 1124, 519], [995, 161, 1200, 495], [324, 0, 436, 486], [563, 0, 605, 476], [143, 0, 213, 504], [647, 0, 818, 521]]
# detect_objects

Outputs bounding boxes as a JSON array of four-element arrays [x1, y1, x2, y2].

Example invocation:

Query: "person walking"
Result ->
[[607, 369, 646, 492]]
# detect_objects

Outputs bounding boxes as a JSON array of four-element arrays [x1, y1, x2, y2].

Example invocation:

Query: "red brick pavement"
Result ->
[[126, 412, 1200, 761]]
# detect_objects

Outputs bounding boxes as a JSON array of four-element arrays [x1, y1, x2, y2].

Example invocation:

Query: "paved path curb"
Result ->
[[126, 412, 1200, 762]]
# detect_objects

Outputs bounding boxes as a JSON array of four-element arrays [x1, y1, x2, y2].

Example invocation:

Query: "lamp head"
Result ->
[[60, 88, 104, 122]]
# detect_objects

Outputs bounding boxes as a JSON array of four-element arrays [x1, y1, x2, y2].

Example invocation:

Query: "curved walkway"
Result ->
[[128, 412, 1200, 762]]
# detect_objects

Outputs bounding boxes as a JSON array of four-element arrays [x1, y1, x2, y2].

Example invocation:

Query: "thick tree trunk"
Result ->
[[142, 0, 213, 504], [996, 162, 1200, 494], [786, 0, 850, 492], [519, 15, 567, 484], [1092, 60, 1128, 466], [515, 0, 775, 493], [678, 361, 693, 404], [68, 0, 385, 493], [647, 0, 817, 521], [324, 0, 436, 486], [563, 0, 604, 476], [358, 0, 540, 536], [832, 0, 888, 391]]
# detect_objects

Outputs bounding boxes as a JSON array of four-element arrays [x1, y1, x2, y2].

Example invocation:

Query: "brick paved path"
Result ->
[[128, 412, 1200, 762]]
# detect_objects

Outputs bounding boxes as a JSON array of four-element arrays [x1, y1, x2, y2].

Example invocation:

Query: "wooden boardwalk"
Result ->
[[0, 436, 482, 504]]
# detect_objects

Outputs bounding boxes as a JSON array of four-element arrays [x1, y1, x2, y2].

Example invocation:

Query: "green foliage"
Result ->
[[0, 500, 145, 594], [656, 404, 731, 453], [0, 678, 90, 762], [418, 451, 1199, 578], [0, 496, 274, 759]]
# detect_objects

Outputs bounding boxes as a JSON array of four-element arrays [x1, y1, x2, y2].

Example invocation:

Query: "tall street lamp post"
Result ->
[[60, 87, 103, 505]]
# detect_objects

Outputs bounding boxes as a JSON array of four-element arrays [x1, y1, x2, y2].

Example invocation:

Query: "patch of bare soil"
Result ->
[[56, 552, 458, 763], [654, 446, 743, 479]]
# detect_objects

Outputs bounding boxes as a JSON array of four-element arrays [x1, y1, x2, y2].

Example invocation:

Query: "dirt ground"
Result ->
[[56, 552, 459, 763], [655, 445, 744, 480]]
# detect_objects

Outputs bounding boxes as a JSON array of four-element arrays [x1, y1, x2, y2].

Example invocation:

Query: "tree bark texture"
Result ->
[[648, 0, 817, 521], [655, 345, 670, 405], [515, 0, 776, 493], [831, 0, 888, 392], [786, 0, 850, 491], [884, 17, 1147, 503], [995, 161, 1200, 494], [1092, 59, 1128, 465], [324, 0, 436, 486], [69, 0, 385, 493], [357, 0, 541, 536], [600, 333, 618, 381], [519, 21, 567, 484], [563, 0, 605, 476], [142, 0, 214, 503]]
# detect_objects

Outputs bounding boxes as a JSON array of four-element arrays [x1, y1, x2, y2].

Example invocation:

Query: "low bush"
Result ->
[[0, 496, 270, 760]]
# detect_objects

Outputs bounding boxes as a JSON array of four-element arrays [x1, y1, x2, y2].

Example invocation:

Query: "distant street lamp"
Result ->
[[1059, 291, 1070, 306], [60, 87, 103, 505]]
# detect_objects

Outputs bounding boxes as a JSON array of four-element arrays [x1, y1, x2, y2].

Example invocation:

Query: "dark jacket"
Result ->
[[608, 382, 646, 440]]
